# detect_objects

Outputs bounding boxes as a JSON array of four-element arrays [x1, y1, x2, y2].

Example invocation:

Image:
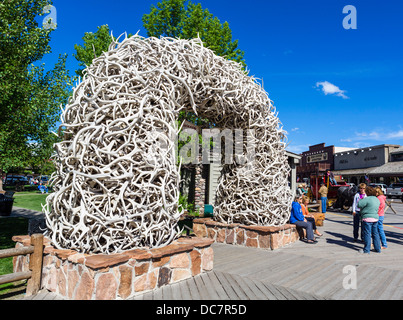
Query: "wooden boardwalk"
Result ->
[[130, 270, 323, 300], [131, 210, 403, 300], [21, 289, 65, 300], [19, 210, 403, 300]]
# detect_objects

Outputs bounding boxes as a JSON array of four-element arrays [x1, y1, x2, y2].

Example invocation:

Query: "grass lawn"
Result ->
[[0, 217, 29, 297], [13, 192, 49, 212], [4, 184, 51, 212]]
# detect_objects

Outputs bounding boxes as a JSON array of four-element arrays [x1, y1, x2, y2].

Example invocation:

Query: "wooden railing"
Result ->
[[0, 234, 44, 296]]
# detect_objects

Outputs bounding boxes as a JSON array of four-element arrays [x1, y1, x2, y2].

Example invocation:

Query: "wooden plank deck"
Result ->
[[19, 210, 403, 300], [21, 289, 65, 300], [130, 210, 403, 300], [210, 211, 403, 300], [129, 271, 322, 300]]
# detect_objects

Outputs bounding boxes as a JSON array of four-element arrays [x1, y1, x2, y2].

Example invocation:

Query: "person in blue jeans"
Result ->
[[290, 195, 317, 244], [357, 186, 381, 254], [318, 183, 328, 213], [375, 187, 387, 249], [352, 183, 367, 242]]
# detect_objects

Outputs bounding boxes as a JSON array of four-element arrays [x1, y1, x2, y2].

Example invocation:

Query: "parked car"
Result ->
[[369, 183, 388, 194], [4, 175, 28, 186], [386, 183, 403, 199]]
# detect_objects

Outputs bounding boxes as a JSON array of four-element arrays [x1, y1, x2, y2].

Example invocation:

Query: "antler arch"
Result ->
[[44, 35, 292, 254]]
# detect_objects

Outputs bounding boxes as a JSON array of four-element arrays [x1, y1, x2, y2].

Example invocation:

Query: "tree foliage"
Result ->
[[142, 0, 245, 67], [73, 25, 116, 78], [0, 0, 72, 173]]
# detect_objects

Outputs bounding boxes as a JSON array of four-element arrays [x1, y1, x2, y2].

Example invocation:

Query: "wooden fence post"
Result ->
[[26, 234, 44, 296]]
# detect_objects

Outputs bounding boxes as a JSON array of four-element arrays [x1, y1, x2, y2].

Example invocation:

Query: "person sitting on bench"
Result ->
[[301, 195, 323, 237], [290, 195, 317, 244]]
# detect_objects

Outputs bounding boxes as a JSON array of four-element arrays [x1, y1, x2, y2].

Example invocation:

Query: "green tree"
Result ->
[[73, 25, 115, 78], [0, 0, 72, 174], [142, 0, 245, 67], [27, 132, 59, 175], [73, 25, 134, 78]]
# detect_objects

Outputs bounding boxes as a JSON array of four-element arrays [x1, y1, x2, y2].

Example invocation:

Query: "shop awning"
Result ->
[[333, 161, 403, 177], [332, 168, 374, 176]]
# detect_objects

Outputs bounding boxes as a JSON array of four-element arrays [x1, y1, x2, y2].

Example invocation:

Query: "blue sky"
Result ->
[[39, 0, 403, 154]]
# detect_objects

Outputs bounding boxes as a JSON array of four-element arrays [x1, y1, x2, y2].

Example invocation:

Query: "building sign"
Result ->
[[364, 156, 377, 161], [307, 153, 328, 163]]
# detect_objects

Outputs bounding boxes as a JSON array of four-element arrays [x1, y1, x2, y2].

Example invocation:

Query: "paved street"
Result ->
[[9, 206, 45, 219], [329, 199, 403, 229]]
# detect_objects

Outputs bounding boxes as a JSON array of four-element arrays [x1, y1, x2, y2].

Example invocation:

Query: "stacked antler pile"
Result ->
[[44, 35, 292, 254]]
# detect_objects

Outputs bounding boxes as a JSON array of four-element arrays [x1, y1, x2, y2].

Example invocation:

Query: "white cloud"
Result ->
[[291, 127, 300, 132], [388, 130, 403, 139], [286, 144, 309, 154], [315, 81, 349, 99], [341, 129, 403, 144]]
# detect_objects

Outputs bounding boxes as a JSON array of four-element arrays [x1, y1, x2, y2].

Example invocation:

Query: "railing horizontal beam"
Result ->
[[0, 246, 34, 259], [0, 271, 32, 286]]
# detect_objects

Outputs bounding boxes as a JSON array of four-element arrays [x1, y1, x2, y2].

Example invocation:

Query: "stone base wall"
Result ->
[[13, 235, 214, 300], [194, 162, 206, 215], [193, 218, 300, 250]]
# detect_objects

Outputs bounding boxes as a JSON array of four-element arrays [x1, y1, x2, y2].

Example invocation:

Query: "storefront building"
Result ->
[[297, 143, 354, 183], [332, 144, 402, 185]]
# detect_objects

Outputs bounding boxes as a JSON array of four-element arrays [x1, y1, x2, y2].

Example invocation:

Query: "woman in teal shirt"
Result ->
[[357, 187, 381, 254]]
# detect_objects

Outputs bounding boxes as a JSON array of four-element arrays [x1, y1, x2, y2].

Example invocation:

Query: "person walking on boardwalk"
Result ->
[[357, 186, 381, 254], [352, 183, 367, 242], [318, 182, 328, 213], [375, 186, 387, 249], [290, 195, 317, 244]]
